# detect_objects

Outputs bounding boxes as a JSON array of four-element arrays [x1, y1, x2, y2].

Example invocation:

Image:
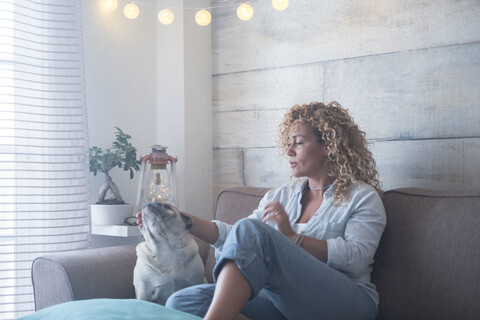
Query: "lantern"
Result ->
[[135, 145, 178, 213]]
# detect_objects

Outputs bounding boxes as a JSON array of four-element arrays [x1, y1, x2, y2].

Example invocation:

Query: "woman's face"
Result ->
[[286, 122, 328, 178]]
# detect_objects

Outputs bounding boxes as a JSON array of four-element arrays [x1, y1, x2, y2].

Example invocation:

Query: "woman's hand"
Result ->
[[262, 202, 296, 240], [136, 211, 142, 228]]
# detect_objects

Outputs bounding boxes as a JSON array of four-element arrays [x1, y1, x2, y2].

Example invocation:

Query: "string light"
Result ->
[[158, 8, 174, 25], [272, 0, 289, 11], [124, 2, 139, 19], [100, 0, 118, 11], [237, 3, 254, 21], [99, 1, 289, 25], [195, 9, 211, 27]]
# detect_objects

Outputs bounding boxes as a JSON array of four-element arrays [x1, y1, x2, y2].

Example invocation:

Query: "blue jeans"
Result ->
[[166, 219, 376, 320]]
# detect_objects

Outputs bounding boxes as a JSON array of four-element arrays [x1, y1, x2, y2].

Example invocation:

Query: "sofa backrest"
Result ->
[[208, 186, 480, 319], [204, 186, 270, 283], [372, 188, 480, 320]]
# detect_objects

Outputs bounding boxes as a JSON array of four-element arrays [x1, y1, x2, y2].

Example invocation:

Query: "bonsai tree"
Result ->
[[89, 127, 141, 205]]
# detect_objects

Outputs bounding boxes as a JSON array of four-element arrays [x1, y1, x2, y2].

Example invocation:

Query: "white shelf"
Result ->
[[91, 224, 141, 237]]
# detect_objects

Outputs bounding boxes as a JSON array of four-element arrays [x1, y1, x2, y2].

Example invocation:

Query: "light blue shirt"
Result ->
[[213, 178, 386, 307]]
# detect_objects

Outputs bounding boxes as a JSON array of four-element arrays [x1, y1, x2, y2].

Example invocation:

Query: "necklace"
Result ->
[[308, 183, 332, 191]]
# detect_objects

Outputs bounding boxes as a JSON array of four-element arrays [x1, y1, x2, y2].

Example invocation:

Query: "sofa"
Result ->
[[32, 186, 480, 319]]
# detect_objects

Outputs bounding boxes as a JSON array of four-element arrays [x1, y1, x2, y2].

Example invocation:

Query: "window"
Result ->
[[0, 1, 90, 318]]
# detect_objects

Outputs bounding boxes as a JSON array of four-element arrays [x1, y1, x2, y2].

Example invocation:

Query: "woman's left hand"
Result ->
[[136, 211, 142, 228], [262, 202, 296, 240]]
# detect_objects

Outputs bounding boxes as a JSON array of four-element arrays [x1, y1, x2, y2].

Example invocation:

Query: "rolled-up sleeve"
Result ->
[[326, 190, 386, 277], [211, 189, 278, 255], [211, 220, 232, 250]]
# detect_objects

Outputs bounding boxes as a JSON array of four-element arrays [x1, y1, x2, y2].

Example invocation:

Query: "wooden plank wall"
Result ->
[[211, 0, 480, 200]]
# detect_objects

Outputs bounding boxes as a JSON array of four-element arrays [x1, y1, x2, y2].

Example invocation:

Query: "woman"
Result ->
[[139, 101, 386, 320]]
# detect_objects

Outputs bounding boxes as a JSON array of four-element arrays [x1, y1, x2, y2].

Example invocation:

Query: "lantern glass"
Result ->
[[135, 146, 178, 213]]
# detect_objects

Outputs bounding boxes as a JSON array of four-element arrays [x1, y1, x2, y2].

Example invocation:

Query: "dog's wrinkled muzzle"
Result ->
[[143, 202, 171, 214], [143, 202, 172, 222], [141, 202, 174, 238]]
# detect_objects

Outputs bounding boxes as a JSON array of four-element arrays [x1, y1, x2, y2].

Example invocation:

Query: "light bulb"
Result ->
[[158, 8, 174, 25], [124, 2, 139, 19], [195, 9, 211, 26], [272, 0, 289, 11], [101, 0, 118, 11], [237, 3, 253, 21]]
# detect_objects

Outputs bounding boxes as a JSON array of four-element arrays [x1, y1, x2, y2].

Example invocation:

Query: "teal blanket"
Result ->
[[21, 299, 202, 320]]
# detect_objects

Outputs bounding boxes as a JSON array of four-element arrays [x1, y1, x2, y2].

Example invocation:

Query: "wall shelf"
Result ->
[[91, 224, 141, 237]]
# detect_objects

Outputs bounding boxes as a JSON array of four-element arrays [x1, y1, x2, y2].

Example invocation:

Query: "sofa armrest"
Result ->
[[32, 245, 137, 311]]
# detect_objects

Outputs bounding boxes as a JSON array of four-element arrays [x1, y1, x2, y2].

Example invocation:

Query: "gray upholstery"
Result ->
[[204, 186, 271, 283], [372, 188, 480, 320], [31, 187, 480, 319], [32, 245, 137, 310]]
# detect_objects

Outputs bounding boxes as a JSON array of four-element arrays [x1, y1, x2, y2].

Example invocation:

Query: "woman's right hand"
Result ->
[[262, 202, 296, 240]]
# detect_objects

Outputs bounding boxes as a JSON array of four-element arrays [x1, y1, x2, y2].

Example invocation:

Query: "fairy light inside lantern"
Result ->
[[237, 3, 254, 21], [124, 2, 139, 19], [135, 146, 178, 212], [158, 8, 174, 25]]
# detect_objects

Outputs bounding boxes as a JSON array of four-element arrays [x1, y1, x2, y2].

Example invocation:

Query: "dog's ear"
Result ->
[[180, 213, 194, 230]]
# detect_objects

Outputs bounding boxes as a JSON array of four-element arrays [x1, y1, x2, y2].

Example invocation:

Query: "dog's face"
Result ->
[[141, 202, 193, 240]]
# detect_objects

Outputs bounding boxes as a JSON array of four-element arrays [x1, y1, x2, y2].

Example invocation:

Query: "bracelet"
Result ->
[[294, 234, 305, 247], [293, 234, 300, 243]]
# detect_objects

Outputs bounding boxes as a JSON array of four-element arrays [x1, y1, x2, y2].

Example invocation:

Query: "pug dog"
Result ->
[[133, 202, 205, 305]]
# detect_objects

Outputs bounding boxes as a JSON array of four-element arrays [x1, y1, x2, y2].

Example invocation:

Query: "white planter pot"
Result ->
[[90, 204, 135, 226]]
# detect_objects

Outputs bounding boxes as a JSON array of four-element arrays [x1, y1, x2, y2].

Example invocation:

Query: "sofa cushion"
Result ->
[[204, 186, 270, 282], [372, 188, 480, 320], [21, 299, 201, 320]]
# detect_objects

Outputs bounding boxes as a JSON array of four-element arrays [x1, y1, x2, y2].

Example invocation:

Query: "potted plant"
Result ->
[[89, 127, 140, 225]]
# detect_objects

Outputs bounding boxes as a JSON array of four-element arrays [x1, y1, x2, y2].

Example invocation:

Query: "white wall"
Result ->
[[81, 0, 479, 230], [156, 0, 213, 220], [82, 0, 213, 248], [211, 0, 480, 197], [82, 0, 157, 207]]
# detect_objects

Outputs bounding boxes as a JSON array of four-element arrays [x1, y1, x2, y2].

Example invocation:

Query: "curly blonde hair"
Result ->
[[279, 101, 381, 204]]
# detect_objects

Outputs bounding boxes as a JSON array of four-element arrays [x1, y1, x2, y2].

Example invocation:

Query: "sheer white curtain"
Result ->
[[0, 0, 90, 318]]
